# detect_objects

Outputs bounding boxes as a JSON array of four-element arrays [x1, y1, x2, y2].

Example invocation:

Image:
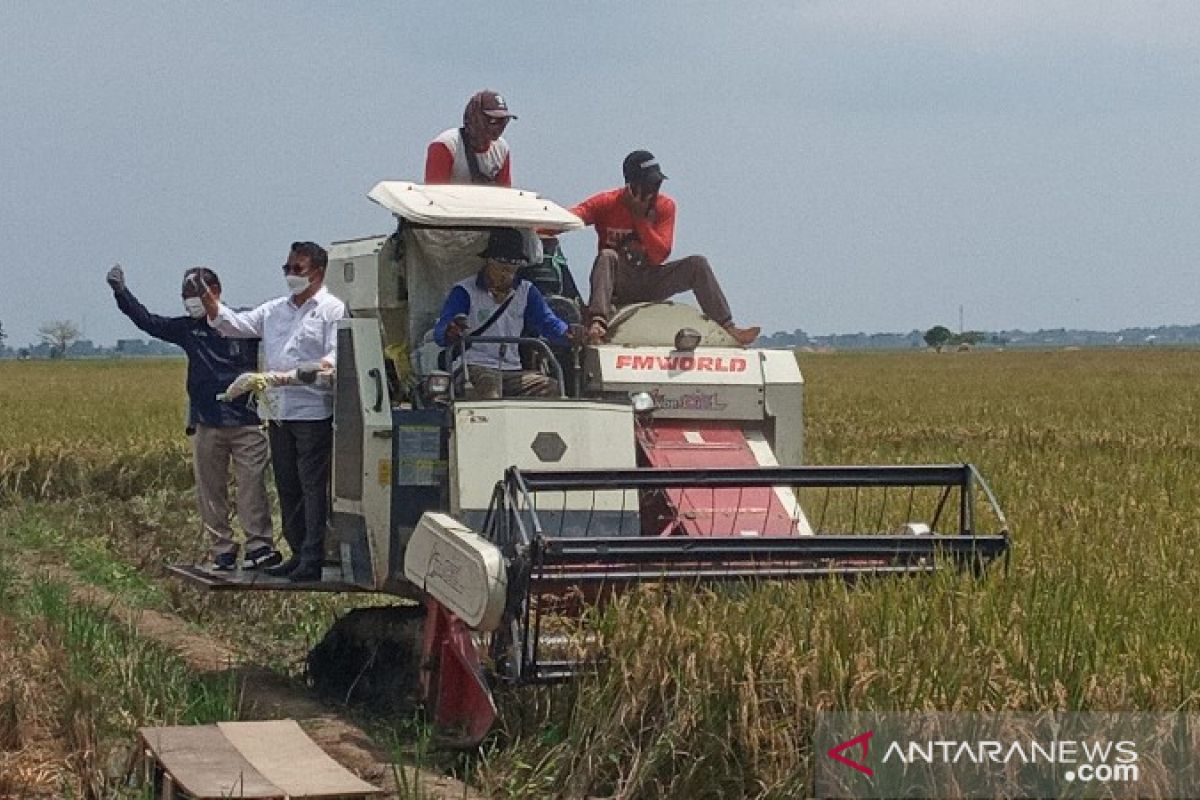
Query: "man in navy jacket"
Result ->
[[107, 264, 280, 572]]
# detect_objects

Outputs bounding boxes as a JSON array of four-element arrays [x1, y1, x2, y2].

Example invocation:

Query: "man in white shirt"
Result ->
[[202, 241, 347, 582]]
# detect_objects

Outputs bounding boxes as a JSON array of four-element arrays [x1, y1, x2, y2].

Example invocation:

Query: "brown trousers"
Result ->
[[586, 248, 733, 326], [463, 365, 559, 400]]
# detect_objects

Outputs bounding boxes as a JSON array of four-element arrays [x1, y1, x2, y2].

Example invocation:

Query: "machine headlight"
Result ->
[[674, 327, 702, 351], [630, 391, 656, 414]]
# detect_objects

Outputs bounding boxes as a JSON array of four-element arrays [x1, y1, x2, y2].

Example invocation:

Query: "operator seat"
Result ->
[[518, 236, 584, 396]]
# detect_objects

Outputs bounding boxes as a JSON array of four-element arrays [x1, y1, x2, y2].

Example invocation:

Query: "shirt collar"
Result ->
[[289, 284, 328, 310]]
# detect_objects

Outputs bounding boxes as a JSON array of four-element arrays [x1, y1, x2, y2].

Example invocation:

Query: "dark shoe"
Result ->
[[209, 552, 237, 572], [286, 563, 323, 583], [242, 546, 283, 571], [264, 556, 300, 577]]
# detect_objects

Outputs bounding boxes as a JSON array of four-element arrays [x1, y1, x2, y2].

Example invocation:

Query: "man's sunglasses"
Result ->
[[281, 264, 309, 275], [485, 116, 509, 128], [489, 257, 525, 267]]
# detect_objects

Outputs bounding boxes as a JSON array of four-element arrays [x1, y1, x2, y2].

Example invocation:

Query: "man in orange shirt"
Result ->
[[571, 151, 759, 346]]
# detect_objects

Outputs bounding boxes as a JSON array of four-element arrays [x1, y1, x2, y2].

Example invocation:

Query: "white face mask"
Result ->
[[183, 297, 206, 318], [286, 274, 311, 296]]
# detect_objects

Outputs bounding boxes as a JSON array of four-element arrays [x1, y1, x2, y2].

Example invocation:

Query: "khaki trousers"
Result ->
[[192, 424, 274, 558]]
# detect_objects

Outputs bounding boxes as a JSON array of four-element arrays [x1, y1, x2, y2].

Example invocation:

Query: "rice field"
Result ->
[[0, 360, 191, 502], [2, 348, 1199, 798]]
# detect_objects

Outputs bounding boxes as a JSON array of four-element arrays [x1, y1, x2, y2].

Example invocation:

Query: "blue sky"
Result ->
[[3, 2, 1199, 347]]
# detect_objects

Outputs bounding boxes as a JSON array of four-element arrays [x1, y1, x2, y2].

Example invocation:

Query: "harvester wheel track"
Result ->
[[306, 605, 427, 711]]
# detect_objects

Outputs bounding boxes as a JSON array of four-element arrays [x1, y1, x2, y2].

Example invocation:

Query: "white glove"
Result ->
[[217, 366, 335, 402], [217, 372, 270, 402]]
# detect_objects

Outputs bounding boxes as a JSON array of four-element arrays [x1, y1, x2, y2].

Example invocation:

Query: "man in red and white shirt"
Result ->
[[571, 150, 760, 346], [424, 90, 515, 187]]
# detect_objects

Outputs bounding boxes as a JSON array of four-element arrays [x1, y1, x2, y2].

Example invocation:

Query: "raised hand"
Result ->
[[106, 264, 126, 292]]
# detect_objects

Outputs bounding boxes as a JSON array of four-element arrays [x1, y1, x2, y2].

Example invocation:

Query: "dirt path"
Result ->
[[58, 575, 484, 799]]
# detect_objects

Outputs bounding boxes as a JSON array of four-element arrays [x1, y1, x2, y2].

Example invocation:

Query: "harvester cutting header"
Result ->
[[173, 179, 1009, 745]]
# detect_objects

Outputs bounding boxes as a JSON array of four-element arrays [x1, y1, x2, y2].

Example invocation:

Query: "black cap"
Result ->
[[480, 228, 528, 265], [181, 267, 220, 297], [623, 150, 667, 184]]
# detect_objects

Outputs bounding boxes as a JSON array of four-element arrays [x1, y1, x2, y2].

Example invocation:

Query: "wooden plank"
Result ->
[[219, 720, 383, 798], [138, 726, 282, 799]]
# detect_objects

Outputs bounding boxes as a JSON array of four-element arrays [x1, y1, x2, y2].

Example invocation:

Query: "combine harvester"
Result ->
[[172, 182, 1009, 745]]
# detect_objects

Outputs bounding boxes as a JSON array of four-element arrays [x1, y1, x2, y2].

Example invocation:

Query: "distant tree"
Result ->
[[0, 320, 6, 349], [951, 330, 984, 347], [923, 325, 953, 352], [38, 320, 80, 359]]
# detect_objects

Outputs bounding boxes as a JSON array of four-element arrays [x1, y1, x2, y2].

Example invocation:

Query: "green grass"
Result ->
[[4, 507, 166, 606], [14, 575, 241, 727], [3, 575, 241, 798]]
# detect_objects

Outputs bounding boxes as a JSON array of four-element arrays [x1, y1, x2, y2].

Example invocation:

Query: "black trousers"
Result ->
[[268, 418, 332, 568]]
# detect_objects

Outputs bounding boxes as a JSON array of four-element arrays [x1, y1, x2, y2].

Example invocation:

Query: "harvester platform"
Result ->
[[167, 564, 370, 593]]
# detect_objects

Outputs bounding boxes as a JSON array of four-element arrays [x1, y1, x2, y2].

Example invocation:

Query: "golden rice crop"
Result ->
[[479, 348, 1200, 798], [0, 360, 192, 502]]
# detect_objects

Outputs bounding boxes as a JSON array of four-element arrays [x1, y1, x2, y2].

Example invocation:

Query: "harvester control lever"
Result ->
[[444, 336, 567, 400]]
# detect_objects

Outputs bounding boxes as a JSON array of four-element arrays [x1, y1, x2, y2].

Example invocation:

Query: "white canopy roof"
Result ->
[[367, 181, 584, 231]]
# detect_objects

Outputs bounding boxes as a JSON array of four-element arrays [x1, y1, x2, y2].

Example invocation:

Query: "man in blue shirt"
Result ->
[[107, 264, 280, 572], [434, 228, 579, 400]]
